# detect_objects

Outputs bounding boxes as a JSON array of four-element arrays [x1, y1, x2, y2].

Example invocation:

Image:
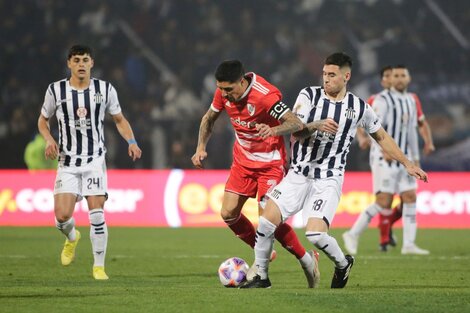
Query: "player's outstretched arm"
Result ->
[[255, 111, 303, 140], [38, 114, 58, 160], [293, 118, 339, 140], [112, 112, 142, 161], [191, 109, 221, 169], [370, 127, 428, 182]]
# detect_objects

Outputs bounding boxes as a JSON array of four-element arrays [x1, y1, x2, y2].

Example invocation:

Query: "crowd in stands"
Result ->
[[1, 0, 469, 170]]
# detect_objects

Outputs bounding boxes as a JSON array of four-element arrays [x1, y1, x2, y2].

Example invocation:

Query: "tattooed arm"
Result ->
[[191, 109, 221, 168], [256, 111, 304, 139]]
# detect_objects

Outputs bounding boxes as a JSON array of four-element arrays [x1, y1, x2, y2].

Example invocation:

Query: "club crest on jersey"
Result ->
[[76, 107, 88, 118], [94, 92, 103, 105], [247, 103, 255, 116], [345, 108, 356, 120]]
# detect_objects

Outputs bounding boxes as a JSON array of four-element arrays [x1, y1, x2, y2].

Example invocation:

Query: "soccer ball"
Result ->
[[218, 257, 249, 287]]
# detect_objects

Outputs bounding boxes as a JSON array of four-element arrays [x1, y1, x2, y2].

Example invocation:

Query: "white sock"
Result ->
[[255, 216, 276, 279], [349, 203, 383, 237], [55, 217, 76, 241], [89, 209, 108, 267], [299, 252, 313, 269], [306, 231, 348, 268], [402, 203, 417, 247]]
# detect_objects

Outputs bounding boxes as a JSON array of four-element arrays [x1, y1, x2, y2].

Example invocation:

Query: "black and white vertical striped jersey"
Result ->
[[290, 87, 381, 179], [41, 78, 122, 167], [369, 88, 419, 166]]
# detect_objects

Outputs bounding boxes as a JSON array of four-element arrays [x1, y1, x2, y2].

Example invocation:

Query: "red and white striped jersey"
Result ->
[[210, 72, 288, 169]]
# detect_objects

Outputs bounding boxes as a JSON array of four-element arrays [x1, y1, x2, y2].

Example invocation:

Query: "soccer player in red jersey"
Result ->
[[191, 60, 318, 287], [355, 66, 435, 251]]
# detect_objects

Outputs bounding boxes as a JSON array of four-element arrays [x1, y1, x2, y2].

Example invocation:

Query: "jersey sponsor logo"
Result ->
[[76, 107, 88, 118], [345, 108, 356, 120], [247, 103, 255, 116], [317, 131, 336, 142], [75, 119, 92, 129], [230, 117, 255, 128], [94, 92, 103, 105]]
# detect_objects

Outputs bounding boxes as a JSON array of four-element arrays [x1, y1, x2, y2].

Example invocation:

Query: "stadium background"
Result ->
[[0, 0, 469, 228]]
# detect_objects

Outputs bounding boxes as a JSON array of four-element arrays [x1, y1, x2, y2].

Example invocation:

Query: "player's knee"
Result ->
[[257, 216, 277, 238], [401, 192, 416, 203], [305, 231, 326, 248], [220, 207, 238, 222], [375, 194, 392, 209], [55, 213, 72, 223]]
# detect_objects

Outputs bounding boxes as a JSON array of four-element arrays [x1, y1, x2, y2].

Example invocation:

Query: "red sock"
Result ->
[[390, 206, 402, 225], [225, 214, 256, 248], [378, 213, 392, 245], [274, 223, 306, 259]]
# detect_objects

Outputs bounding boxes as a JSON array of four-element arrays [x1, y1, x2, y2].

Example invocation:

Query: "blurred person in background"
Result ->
[[355, 65, 435, 252], [38, 44, 142, 280], [192, 60, 319, 288], [343, 65, 432, 255], [24, 134, 58, 169]]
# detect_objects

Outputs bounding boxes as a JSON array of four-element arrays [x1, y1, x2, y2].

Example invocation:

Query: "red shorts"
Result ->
[[225, 163, 285, 201]]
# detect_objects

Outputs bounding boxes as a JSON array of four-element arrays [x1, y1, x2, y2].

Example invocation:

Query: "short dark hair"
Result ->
[[393, 64, 408, 70], [325, 52, 352, 69], [380, 65, 392, 78], [214, 60, 245, 83], [68, 45, 93, 60]]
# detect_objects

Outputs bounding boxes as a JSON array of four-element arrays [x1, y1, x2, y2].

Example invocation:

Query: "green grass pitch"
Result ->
[[1, 227, 469, 313]]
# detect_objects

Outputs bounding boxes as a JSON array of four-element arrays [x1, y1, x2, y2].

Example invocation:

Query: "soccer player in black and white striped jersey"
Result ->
[[240, 53, 428, 289], [38, 45, 142, 280], [343, 65, 431, 256]]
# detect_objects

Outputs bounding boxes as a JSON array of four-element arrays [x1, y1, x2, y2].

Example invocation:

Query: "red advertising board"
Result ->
[[0, 170, 469, 228]]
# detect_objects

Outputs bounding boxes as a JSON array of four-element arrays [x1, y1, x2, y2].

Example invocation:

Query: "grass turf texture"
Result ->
[[1, 227, 469, 313]]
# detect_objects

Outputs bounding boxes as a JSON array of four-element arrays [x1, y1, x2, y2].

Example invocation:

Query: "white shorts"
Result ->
[[54, 156, 108, 201], [371, 161, 417, 194], [266, 171, 344, 227]]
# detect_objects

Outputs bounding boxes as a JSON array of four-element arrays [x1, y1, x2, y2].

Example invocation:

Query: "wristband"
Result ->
[[127, 138, 137, 145]]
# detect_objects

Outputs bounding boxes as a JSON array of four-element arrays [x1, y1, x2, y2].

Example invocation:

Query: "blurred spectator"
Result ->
[[0, 0, 468, 170]]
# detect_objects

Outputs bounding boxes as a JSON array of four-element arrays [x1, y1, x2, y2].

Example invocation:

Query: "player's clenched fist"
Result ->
[[256, 123, 276, 140], [191, 150, 207, 169], [45, 139, 59, 160], [316, 118, 339, 134]]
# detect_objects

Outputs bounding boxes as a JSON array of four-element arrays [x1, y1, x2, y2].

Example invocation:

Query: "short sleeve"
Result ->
[[412, 93, 425, 121], [210, 89, 225, 112], [263, 92, 287, 120], [107, 84, 122, 115], [361, 103, 381, 134], [41, 86, 57, 118], [371, 95, 388, 125], [292, 89, 313, 124]]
